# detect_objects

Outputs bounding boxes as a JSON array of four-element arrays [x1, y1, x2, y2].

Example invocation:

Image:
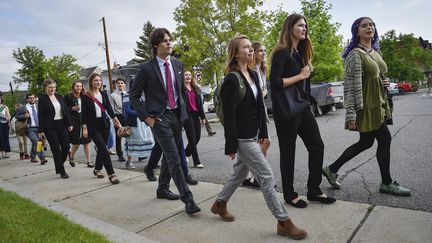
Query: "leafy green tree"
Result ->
[[12, 46, 80, 95], [173, 0, 277, 84], [300, 0, 344, 82], [12, 46, 48, 94], [380, 30, 431, 82], [134, 21, 155, 63], [263, 9, 288, 56], [46, 54, 80, 95]]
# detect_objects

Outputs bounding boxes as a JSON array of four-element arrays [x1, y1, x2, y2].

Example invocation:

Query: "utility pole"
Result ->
[[100, 17, 114, 92]]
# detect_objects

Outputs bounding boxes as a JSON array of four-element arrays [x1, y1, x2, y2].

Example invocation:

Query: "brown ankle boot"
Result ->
[[210, 200, 235, 222], [19, 153, 24, 160], [277, 219, 307, 239]]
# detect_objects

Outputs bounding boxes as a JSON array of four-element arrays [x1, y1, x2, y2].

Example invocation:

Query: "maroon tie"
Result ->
[[164, 61, 176, 109]]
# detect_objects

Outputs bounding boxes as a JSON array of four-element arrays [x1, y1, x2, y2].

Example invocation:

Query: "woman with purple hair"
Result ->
[[322, 17, 410, 196]]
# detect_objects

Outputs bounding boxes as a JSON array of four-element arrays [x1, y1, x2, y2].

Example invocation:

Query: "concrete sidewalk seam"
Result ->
[[53, 173, 145, 203], [136, 193, 219, 234], [347, 205, 374, 243]]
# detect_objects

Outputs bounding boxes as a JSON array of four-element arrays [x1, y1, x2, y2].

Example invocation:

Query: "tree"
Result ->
[[134, 21, 155, 63], [300, 0, 344, 82], [12, 46, 80, 95], [380, 30, 431, 82], [173, 0, 277, 85]]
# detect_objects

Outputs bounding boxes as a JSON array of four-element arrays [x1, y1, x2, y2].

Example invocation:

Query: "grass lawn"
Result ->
[[0, 188, 110, 243]]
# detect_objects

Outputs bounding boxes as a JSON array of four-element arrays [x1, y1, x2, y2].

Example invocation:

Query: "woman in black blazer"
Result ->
[[81, 73, 122, 184], [38, 79, 73, 179], [183, 70, 206, 168], [64, 81, 94, 168]]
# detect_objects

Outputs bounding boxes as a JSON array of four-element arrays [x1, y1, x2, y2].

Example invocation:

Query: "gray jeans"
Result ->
[[217, 138, 289, 221]]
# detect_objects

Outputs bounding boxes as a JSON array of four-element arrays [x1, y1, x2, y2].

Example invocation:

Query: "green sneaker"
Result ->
[[322, 166, 340, 189], [379, 181, 411, 197]]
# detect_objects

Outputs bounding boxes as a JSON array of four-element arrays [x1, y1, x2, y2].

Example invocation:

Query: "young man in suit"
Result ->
[[130, 28, 200, 215], [25, 94, 48, 164]]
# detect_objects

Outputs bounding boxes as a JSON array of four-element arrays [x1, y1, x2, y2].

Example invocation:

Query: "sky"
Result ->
[[0, 0, 431, 91]]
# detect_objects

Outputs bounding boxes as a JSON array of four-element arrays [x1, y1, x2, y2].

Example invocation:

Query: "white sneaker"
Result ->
[[125, 161, 136, 169], [194, 163, 204, 168]]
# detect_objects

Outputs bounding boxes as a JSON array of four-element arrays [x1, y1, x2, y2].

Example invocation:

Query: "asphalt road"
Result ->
[[9, 89, 432, 212]]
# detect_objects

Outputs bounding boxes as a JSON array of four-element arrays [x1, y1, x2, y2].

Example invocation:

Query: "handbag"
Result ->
[[273, 84, 310, 122], [116, 126, 132, 137]]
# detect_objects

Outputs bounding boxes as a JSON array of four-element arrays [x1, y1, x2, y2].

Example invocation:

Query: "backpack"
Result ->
[[214, 71, 246, 125]]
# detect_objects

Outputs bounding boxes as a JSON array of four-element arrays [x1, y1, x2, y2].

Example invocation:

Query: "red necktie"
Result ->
[[164, 61, 176, 109]]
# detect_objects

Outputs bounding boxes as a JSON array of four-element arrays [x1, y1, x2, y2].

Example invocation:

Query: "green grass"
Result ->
[[0, 188, 110, 243]]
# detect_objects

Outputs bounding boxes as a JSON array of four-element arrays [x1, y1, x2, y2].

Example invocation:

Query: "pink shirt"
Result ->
[[186, 88, 198, 113]]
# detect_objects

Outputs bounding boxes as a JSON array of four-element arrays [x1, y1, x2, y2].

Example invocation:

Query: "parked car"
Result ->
[[329, 81, 344, 108], [397, 82, 412, 95], [265, 81, 337, 116], [387, 82, 398, 97]]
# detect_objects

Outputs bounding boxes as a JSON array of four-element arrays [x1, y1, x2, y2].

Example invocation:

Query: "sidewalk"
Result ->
[[1, 152, 431, 243]]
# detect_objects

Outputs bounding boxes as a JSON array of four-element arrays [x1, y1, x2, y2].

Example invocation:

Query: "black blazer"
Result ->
[[184, 86, 206, 120], [81, 91, 116, 130], [37, 94, 72, 133], [221, 70, 268, 155], [129, 57, 188, 124], [63, 94, 81, 121]]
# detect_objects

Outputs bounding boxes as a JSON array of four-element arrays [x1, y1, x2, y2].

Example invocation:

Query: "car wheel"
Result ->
[[398, 88, 405, 95], [321, 105, 332, 115]]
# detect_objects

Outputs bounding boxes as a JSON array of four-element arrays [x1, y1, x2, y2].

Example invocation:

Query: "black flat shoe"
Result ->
[[307, 195, 336, 204], [286, 198, 308, 208], [144, 166, 157, 182], [87, 162, 95, 168], [60, 173, 69, 179]]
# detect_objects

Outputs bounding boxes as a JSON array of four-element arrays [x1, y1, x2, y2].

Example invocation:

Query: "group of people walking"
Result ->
[[0, 13, 411, 240]]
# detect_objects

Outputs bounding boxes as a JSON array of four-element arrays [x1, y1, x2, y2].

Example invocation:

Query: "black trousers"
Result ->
[[150, 109, 193, 203], [274, 109, 324, 200], [147, 137, 189, 177], [329, 122, 392, 185], [90, 118, 115, 175], [44, 120, 70, 174], [183, 112, 202, 166], [114, 114, 125, 157]]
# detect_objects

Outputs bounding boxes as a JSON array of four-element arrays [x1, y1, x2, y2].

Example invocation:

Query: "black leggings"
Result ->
[[329, 122, 392, 185]]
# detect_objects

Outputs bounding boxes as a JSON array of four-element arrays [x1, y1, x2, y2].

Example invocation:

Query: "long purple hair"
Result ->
[[342, 17, 379, 58]]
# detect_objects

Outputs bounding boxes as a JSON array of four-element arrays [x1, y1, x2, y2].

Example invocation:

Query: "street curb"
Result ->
[[0, 180, 158, 243]]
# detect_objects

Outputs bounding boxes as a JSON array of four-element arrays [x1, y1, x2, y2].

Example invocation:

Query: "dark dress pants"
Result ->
[[114, 114, 125, 157], [147, 137, 189, 176], [274, 109, 324, 200], [0, 123, 11, 152], [150, 110, 193, 203], [183, 112, 202, 166], [44, 120, 70, 174], [89, 118, 115, 175]]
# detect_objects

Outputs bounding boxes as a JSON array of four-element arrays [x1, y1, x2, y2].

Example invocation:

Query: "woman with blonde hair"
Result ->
[[81, 73, 122, 184], [64, 81, 94, 168], [211, 35, 307, 239], [37, 79, 73, 178], [270, 14, 336, 208]]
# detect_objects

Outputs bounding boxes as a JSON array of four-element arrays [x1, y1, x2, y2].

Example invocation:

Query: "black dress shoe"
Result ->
[[242, 178, 260, 189], [186, 174, 198, 185], [156, 189, 180, 200], [307, 195, 336, 204], [60, 173, 69, 179], [286, 198, 308, 208], [118, 156, 126, 162], [144, 166, 157, 182], [185, 200, 201, 214]]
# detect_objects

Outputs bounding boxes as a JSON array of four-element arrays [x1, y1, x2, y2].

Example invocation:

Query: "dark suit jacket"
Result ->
[[37, 94, 72, 133], [81, 91, 116, 130], [129, 57, 188, 124], [221, 70, 268, 155]]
